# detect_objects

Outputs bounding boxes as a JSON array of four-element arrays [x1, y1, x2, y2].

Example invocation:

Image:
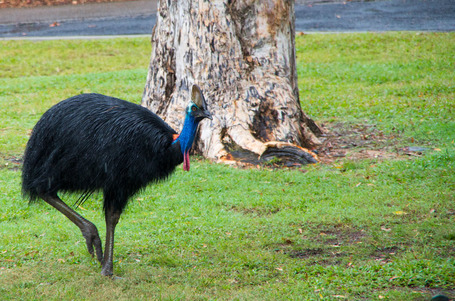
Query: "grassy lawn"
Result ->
[[0, 33, 454, 300]]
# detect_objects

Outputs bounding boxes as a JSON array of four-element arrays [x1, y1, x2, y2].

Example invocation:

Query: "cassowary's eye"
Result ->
[[191, 106, 197, 112]]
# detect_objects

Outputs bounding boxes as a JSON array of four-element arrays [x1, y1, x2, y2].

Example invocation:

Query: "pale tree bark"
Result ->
[[142, 0, 322, 165]]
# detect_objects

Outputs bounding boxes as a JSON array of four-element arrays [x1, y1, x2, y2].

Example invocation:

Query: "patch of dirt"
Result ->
[[371, 246, 401, 264], [229, 205, 280, 217], [315, 122, 438, 165], [0, 0, 135, 9], [270, 224, 368, 266], [288, 247, 325, 259], [286, 247, 346, 266], [316, 226, 367, 246], [316, 122, 402, 164]]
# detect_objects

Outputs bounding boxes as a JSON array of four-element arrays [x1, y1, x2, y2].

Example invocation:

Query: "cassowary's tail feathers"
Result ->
[[73, 189, 96, 209]]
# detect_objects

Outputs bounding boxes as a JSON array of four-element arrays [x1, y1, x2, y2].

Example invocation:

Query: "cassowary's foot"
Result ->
[[40, 194, 105, 264], [81, 222, 103, 263], [101, 261, 114, 276]]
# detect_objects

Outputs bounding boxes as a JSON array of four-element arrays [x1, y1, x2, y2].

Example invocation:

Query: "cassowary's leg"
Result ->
[[101, 206, 122, 276], [41, 194, 104, 263]]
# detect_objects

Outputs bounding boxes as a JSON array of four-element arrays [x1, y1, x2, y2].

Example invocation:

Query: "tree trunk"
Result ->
[[142, 0, 322, 165]]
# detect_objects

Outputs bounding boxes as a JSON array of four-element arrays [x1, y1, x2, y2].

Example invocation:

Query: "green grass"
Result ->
[[1, 33, 454, 300], [296, 32, 455, 147]]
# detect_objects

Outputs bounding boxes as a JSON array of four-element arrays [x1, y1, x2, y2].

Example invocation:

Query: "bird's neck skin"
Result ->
[[175, 114, 199, 171], [177, 114, 198, 152]]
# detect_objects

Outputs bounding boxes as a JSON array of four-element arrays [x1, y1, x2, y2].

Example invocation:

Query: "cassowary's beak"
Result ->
[[194, 99, 212, 121], [200, 109, 212, 121], [193, 105, 212, 122]]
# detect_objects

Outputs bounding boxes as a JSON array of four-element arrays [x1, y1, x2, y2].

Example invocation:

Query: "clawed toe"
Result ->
[[82, 224, 103, 263]]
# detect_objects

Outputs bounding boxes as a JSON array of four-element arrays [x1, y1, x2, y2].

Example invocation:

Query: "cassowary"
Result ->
[[21, 85, 212, 276]]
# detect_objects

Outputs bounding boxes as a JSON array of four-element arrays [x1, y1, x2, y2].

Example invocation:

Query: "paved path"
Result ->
[[0, 0, 454, 39], [295, 0, 455, 32], [0, 0, 158, 38]]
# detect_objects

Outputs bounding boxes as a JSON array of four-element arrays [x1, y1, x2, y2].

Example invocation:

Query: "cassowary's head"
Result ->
[[176, 85, 212, 171], [188, 85, 212, 123]]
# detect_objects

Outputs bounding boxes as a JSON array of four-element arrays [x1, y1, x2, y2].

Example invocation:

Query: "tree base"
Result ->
[[218, 139, 319, 168], [142, 0, 323, 166]]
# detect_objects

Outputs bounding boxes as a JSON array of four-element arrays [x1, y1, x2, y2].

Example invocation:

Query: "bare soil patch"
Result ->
[[288, 247, 325, 259], [229, 205, 281, 217], [272, 224, 368, 265], [316, 225, 367, 246], [317, 122, 402, 164], [371, 246, 401, 264], [316, 122, 438, 165]]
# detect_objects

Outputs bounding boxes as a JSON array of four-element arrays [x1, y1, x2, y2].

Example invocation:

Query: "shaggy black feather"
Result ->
[[22, 93, 183, 214]]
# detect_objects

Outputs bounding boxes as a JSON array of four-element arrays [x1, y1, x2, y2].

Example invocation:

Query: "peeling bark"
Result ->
[[142, 0, 322, 165]]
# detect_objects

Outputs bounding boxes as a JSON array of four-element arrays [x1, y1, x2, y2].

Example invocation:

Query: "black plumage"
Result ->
[[21, 85, 211, 276], [23, 93, 181, 213]]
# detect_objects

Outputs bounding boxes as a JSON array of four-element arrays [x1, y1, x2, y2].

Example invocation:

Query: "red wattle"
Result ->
[[183, 151, 190, 171]]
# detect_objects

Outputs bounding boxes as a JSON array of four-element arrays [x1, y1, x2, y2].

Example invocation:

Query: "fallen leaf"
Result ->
[[381, 226, 392, 232], [393, 211, 406, 215]]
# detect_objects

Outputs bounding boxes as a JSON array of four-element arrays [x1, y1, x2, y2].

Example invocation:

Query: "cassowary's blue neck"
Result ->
[[174, 113, 200, 171], [176, 114, 199, 154]]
